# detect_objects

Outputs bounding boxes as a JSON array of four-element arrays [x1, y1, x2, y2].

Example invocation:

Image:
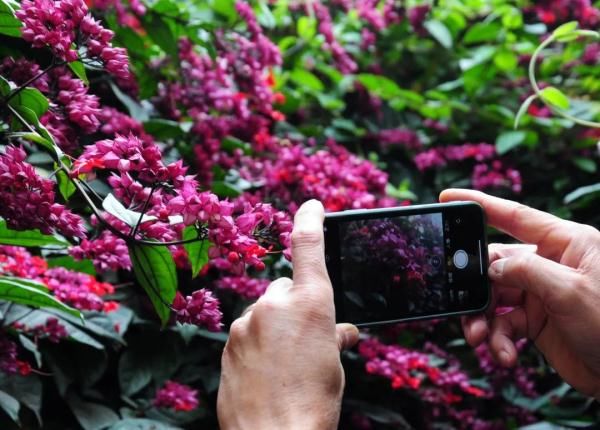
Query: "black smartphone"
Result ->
[[324, 202, 490, 327]]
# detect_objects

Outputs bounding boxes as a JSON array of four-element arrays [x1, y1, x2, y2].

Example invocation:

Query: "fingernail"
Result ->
[[488, 258, 506, 280], [499, 350, 510, 366]]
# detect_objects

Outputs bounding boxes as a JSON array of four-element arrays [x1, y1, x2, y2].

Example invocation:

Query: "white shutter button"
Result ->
[[453, 250, 469, 269]]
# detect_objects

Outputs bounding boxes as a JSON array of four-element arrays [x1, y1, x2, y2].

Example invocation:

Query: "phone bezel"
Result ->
[[324, 201, 490, 327]]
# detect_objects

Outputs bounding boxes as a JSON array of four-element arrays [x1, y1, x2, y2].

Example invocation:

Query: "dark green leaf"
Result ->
[[182, 227, 210, 278], [129, 244, 177, 326], [0, 220, 69, 248], [211, 181, 242, 198], [18, 334, 42, 367], [496, 130, 526, 155], [463, 22, 501, 44], [67, 393, 119, 430], [68, 61, 88, 85], [146, 14, 178, 57], [0, 0, 22, 37], [0, 277, 83, 319], [118, 350, 152, 396], [424, 20, 452, 49], [47, 255, 96, 276], [0, 390, 20, 424], [143, 119, 185, 140], [289, 69, 324, 92], [109, 82, 150, 122], [8, 87, 49, 119], [221, 136, 252, 154], [572, 157, 596, 173], [0, 373, 42, 425], [540, 86, 570, 110]]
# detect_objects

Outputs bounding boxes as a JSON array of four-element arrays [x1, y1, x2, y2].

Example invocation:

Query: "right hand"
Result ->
[[440, 189, 600, 400]]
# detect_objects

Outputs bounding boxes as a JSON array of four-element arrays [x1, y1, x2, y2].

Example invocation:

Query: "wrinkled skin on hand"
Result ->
[[217, 200, 359, 430], [441, 189, 600, 400]]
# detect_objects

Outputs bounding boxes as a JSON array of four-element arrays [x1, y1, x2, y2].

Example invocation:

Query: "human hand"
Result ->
[[440, 189, 600, 400], [217, 200, 359, 430]]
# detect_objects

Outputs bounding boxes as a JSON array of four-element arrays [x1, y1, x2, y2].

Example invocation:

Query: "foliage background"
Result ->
[[0, 0, 600, 429]]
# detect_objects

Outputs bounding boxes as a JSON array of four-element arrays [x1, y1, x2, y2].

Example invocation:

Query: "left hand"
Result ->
[[217, 200, 359, 430]]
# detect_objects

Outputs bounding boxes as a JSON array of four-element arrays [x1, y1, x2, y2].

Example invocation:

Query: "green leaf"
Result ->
[[221, 136, 252, 154], [182, 227, 210, 278], [211, 181, 242, 198], [0, 277, 83, 319], [356, 74, 402, 100], [143, 119, 185, 140], [0, 221, 69, 248], [47, 256, 96, 276], [297, 16, 316, 40], [514, 94, 538, 129], [129, 244, 177, 326], [424, 20, 452, 49], [0, 390, 20, 424], [0, 373, 42, 425], [18, 334, 42, 367], [572, 157, 596, 173], [493, 50, 518, 72], [496, 130, 526, 155], [553, 21, 578, 38], [68, 61, 88, 85], [146, 14, 178, 57], [66, 393, 119, 430], [540, 86, 570, 110], [0, 0, 22, 37], [118, 350, 152, 396], [56, 168, 76, 200], [463, 22, 501, 44], [563, 183, 600, 205], [8, 87, 49, 119], [289, 69, 324, 92], [212, 0, 236, 21]]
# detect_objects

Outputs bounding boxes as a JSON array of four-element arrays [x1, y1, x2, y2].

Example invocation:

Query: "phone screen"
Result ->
[[324, 203, 489, 326]]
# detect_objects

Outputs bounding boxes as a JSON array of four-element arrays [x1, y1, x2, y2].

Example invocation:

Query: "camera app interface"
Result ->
[[338, 213, 448, 323]]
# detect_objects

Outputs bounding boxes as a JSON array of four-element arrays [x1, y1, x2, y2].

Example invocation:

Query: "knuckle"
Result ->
[[577, 224, 600, 241], [228, 318, 247, 342], [291, 227, 323, 248]]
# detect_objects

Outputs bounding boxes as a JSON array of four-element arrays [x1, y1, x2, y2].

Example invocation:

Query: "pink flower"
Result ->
[[71, 231, 132, 272], [0, 146, 86, 238], [153, 380, 199, 412], [215, 275, 270, 299], [172, 289, 223, 331]]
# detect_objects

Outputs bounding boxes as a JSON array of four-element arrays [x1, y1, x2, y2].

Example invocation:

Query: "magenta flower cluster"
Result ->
[[0, 246, 118, 313], [215, 275, 270, 300], [15, 0, 133, 86], [172, 290, 223, 332], [241, 140, 395, 213], [0, 146, 85, 238], [13, 317, 68, 343], [153, 380, 199, 412]]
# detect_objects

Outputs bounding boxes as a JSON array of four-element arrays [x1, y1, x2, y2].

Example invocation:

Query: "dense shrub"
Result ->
[[0, 0, 599, 428]]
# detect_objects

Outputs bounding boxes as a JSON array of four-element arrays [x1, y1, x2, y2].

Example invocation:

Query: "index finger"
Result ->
[[291, 200, 331, 288], [439, 189, 572, 250]]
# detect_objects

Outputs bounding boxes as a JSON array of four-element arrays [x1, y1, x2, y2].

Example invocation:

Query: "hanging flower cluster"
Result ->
[[0, 246, 118, 312], [153, 380, 199, 412]]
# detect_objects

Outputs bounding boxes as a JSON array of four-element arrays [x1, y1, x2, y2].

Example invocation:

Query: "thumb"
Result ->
[[336, 323, 359, 351], [489, 253, 581, 311]]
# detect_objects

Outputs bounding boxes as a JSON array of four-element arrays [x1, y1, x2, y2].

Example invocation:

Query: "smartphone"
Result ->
[[324, 202, 490, 327]]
